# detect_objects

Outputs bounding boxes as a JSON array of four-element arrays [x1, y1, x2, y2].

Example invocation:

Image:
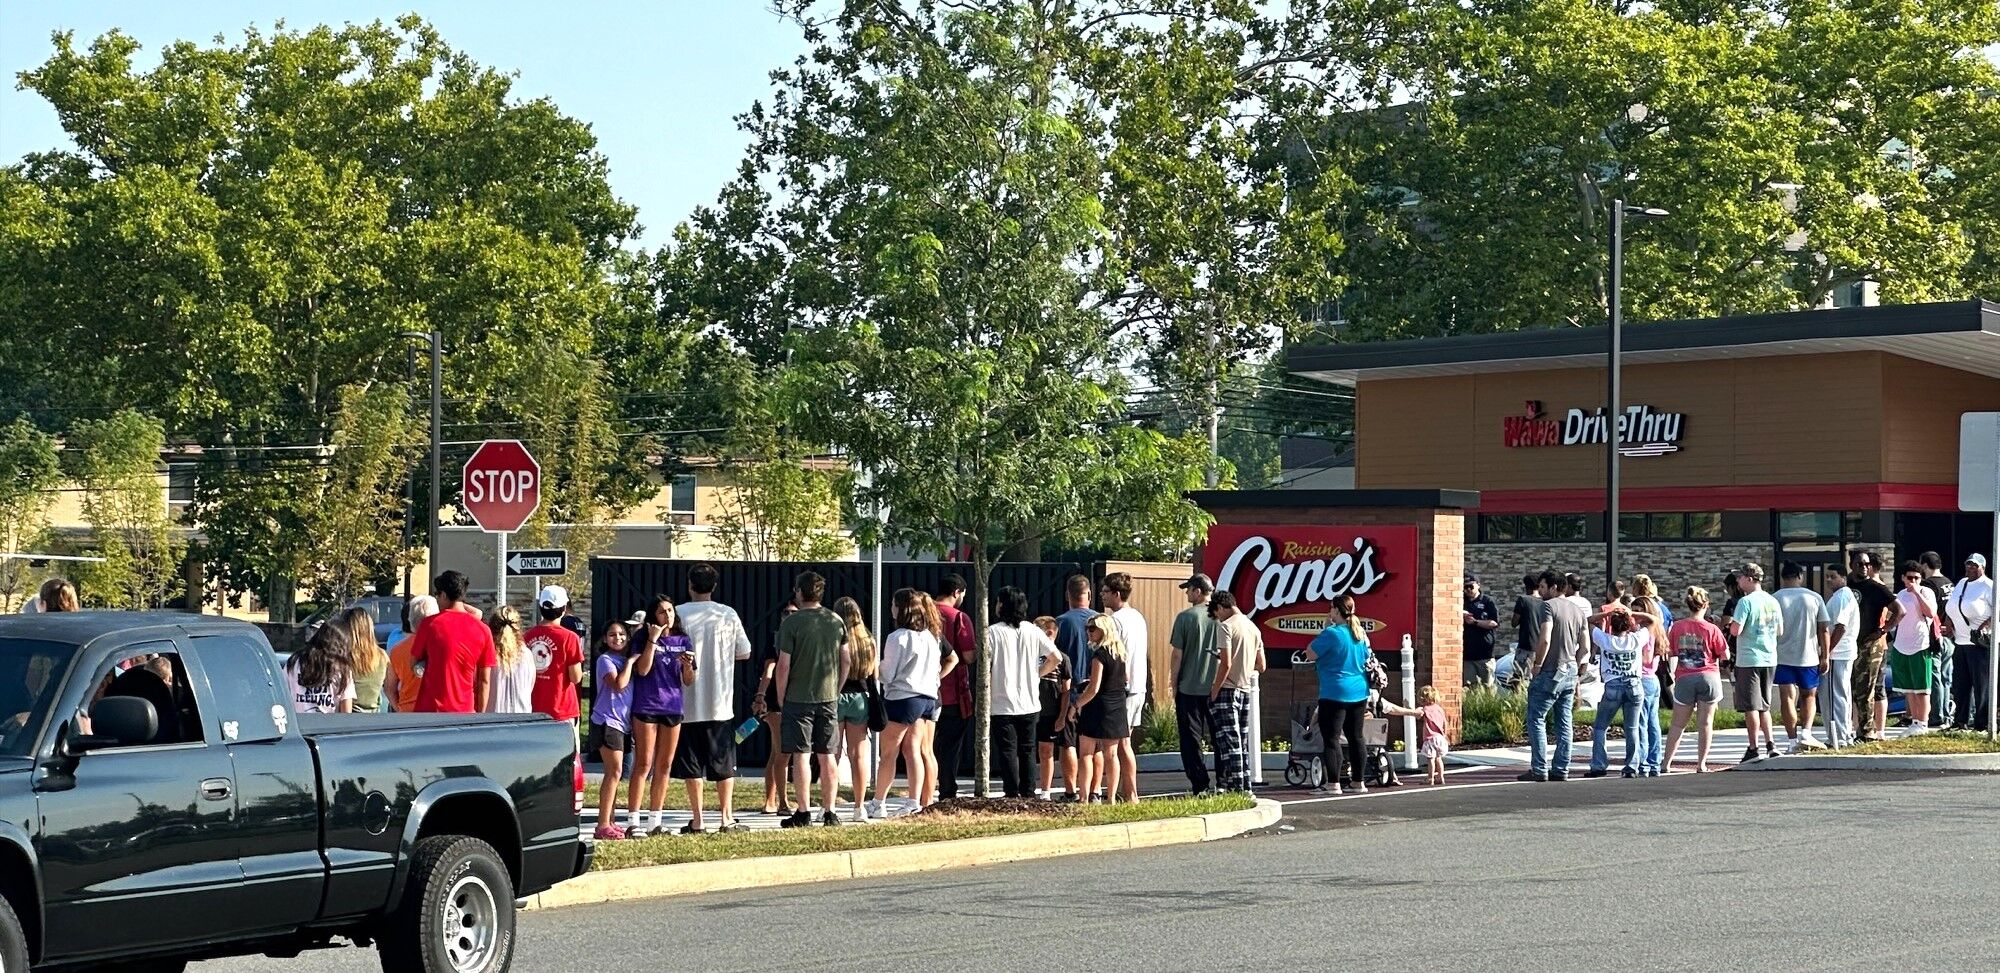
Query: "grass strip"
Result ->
[[590, 793, 1255, 870], [1830, 732, 2000, 756]]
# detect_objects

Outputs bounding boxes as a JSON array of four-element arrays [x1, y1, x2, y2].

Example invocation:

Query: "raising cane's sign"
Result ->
[[1201, 524, 1419, 652]]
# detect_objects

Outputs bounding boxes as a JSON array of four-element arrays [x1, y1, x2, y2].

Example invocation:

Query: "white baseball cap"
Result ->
[[537, 585, 570, 610], [1967, 554, 1988, 568]]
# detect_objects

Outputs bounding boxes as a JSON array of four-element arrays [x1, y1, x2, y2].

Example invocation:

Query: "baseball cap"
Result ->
[[1178, 573, 1216, 592], [1464, 574, 1480, 584], [1969, 554, 1988, 568], [625, 610, 647, 627], [537, 585, 570, 610]]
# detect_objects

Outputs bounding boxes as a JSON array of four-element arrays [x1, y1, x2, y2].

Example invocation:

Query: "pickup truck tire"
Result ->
[[378, 835, 516, 973], [0, 894, 25, 973]]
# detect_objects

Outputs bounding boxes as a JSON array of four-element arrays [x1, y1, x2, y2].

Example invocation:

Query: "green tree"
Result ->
[[735, 1, 1237, 793], [0, 419, 62, 611], [1326, 0, 2000, 339], [297, 383, 424, 603], [64, 410, 183, 610], [0, 18, 643, 612]]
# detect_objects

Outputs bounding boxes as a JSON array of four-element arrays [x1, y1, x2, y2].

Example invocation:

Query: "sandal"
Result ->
[[679, 822, 704, 835]]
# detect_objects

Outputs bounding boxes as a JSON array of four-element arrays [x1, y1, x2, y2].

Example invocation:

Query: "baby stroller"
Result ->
[[1284, 700, 1327, 788]]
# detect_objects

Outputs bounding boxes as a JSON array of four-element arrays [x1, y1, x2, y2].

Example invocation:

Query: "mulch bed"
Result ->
[[910, 797, 1076, 819]]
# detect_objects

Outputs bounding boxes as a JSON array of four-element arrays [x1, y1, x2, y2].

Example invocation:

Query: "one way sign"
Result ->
[[504, 549, 568, 576]]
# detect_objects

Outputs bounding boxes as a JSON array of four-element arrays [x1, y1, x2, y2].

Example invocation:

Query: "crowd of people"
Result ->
[[1472, 548, 1993, 782]]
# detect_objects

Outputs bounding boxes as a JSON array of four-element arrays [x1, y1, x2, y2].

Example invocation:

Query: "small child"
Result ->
[[1380, 685, 1450, 785], [588, 623, 636, 840]]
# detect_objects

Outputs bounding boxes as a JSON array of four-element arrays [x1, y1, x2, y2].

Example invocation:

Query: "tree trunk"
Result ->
[[970, 553, 994, 798]]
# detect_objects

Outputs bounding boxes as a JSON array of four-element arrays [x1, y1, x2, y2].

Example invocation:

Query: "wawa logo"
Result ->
[[1503, 400, 1684, 458]]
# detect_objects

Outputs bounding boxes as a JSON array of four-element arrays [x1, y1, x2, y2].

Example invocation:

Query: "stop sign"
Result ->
[[461, 439, 541, 534]]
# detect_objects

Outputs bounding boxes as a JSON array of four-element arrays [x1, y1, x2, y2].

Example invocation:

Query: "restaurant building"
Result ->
[[1288, 299, 2000, 604]]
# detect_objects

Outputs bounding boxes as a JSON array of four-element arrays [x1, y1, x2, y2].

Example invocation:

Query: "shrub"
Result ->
[[1461, 718, 1503, 744], [1136, 699, 1179, 753], [1496, 711, 1527, 743]]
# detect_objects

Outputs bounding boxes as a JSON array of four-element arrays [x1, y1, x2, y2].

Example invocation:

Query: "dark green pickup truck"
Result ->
[[0, 612, 589, 972]]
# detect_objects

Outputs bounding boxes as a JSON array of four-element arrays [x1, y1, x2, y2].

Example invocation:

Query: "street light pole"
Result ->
[[1605, 201, 1667, 594], [400, 331, 443, 586], [1606, 201, 1625, 595]]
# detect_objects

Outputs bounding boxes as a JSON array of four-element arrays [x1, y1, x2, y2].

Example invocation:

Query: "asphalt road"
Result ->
[[198, 768, 1999, 972]]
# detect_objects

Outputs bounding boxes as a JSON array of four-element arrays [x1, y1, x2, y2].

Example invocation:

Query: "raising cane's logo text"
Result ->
[[1203, 524, 1420, 650]]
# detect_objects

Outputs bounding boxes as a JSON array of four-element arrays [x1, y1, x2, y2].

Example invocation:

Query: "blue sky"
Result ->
[[0, 1, 807, 243]]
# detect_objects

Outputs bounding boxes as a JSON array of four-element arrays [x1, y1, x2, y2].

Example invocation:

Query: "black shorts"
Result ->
[[781, 700, 838, 755], [633, 711, 683, 726], [670, 720, 737, 782], [585, 722, 628, 754], [1036, 706, 1075, 746]]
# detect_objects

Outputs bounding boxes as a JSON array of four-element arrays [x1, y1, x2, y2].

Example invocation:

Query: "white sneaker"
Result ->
[[1906, 723, 1931, 737], [1800, 734, 1828, 750], [865, 799, 885, 819], [1351, 783, 1368, 795], [851, 805, 869, 824], [1787, 740, 1806, 755]]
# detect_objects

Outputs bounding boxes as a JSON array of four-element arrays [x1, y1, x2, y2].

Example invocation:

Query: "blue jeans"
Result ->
[[1638, 675, 1663, 773], [1526, 676, 1576, 779], [1590, 677, 1643, 774]]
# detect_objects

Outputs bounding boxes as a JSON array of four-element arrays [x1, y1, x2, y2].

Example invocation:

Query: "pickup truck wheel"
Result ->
[[0, 894, 26, 973], [379, 835, 516, 973]]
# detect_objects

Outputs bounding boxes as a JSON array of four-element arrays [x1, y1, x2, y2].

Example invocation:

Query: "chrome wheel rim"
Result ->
[[442, 873, 497, 971]]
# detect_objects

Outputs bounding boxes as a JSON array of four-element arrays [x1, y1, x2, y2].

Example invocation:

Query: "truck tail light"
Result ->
[[573, 748, 586, 817]]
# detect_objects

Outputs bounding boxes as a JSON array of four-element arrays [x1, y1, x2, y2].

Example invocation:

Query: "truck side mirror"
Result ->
[[78, 696, 158, 751]]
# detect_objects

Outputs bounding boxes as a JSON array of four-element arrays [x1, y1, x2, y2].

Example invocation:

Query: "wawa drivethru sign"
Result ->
[[1201, 524, 1420, 652]]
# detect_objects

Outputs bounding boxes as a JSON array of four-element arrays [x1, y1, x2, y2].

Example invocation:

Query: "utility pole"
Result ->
[[1205, 314, 1221, 490], [400, 331, 443, 588], [1605, 201, 1667, 593]]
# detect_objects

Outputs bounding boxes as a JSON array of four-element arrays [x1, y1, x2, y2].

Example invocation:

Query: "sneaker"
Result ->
[[1350, 783, 1368, 795], [851, 804, 870, 824], [1549, 773, 1569, 781], [1765, 743, 1778, 759], [780, 811, 813, 829], [865, 799, 885, 819], [1906, 723, 1931, 737], [1621, 768, 1637, 779], [1584, 769, 1608, 779], [592, 824, 627, 841], [1787, 740, 1806, 755], [1515, 772, 1548, 783], [1311, 783, 1343, 795], [821, 810, 840, 827], [1742, 747, 1761, 764]]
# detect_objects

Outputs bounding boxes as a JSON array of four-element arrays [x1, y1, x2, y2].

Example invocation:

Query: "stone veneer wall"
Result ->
[[1467, 542, 1765, 649]]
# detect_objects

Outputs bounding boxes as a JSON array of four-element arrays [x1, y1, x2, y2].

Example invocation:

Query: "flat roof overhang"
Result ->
[[1289, 299, 2000, 385]]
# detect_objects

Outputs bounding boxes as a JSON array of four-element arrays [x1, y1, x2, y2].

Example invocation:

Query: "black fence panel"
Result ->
[[587, 557, 1089, 767]]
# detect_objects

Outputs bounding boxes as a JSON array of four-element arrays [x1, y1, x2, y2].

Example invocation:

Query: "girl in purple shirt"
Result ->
[[624, 597, 696, 838], [588, 623, 635, 840]]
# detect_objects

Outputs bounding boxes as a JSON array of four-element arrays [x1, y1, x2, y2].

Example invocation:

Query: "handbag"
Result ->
[[864, 675, 887, 733]]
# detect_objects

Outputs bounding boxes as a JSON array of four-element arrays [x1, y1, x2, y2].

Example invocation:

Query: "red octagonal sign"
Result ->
[[462, 439, 541, 534]]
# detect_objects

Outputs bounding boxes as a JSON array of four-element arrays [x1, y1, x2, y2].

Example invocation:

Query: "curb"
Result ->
[[525, 799, 1282, 911], [1735, 752, 2000, 772]]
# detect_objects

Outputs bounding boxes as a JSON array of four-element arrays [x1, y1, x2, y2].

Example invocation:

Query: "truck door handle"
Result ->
[[200, 778, 233, 802]]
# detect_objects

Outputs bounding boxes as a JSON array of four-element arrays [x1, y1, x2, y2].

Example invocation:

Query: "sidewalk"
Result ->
[[1449, 723, 1918, 770]]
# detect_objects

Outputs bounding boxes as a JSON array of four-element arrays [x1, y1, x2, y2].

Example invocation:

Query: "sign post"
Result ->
[[1956, 414, 1999, 741], [462, 440, 542, 609]]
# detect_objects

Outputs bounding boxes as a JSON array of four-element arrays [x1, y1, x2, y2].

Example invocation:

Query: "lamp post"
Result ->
[[400, 331, 443, 595], [1606, 201, 1667, 593]]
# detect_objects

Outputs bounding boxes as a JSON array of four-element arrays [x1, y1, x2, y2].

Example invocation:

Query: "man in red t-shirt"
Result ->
[[525, 584, 586, 722], [932, 574, 976, 799], [411, 570, 498, 713]]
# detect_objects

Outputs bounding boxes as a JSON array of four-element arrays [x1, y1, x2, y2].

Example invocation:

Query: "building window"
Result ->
[[167, 464, 196, 516], [1777, 511, 1862, 542], [1479, 514, 1589, 543], [1619, 512, 1723, 541], [665, 474, 697, 526]]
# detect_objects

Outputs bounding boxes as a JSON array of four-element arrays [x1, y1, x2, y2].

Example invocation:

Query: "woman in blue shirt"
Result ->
[[1300, 594, 1373, 795]]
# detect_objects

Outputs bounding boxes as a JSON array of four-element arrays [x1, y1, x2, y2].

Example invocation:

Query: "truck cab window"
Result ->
[[90, 651, 203, 746]]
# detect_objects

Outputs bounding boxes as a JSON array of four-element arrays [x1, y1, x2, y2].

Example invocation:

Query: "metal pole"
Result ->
[[496, 531, 508, 612], [403, 343, 417, 622], [1990, 415, 1998, 741], [429, 331, 443, 575], [1606, 201, 1625, 593]]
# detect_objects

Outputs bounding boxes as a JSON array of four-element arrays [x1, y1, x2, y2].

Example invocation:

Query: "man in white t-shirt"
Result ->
[[1101, 572, 1149, 729], [674, 563, 755, 833], [1821, 564, 1862, 748], [1945, 554, 1995, 731]]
